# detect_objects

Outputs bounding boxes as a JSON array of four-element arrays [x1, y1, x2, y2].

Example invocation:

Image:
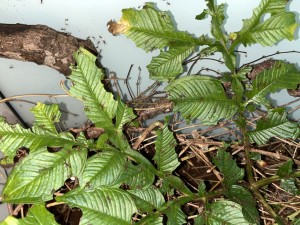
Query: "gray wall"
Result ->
[[0, 0, 300, 221]]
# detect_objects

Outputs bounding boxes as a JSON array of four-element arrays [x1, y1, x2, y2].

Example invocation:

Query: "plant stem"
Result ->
[[241, 127, 255, 184], [253, 171, 300, 189], [136, 195, 196, 225], [250, 187, 287, 225], [136, 189, 226, 225], [241, 125, 287, 223]]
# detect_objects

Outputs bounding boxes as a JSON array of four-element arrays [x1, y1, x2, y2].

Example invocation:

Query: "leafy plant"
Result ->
[[1, 0, 300, 224]]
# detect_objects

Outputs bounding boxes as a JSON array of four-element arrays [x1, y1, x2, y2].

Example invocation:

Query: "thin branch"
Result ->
[[0, 93, 69, 104], [1, 99, 78, 117], [136, 66, 142, 96], [248, 147, 300, 165], [125, 64, 135, 100], [197, 67, 223, 76], [60, 80, 72, 96], [280, 97, 300, 108], [187, 54, 201, 75], [240, 50, 300, 68], [132, 121, 163, 149], [109, 72, 122, 97], [288, 104, 300, 114], [183, 56, 224, 65], [136, 81, 161, 98], [46, 202, 66, 208]]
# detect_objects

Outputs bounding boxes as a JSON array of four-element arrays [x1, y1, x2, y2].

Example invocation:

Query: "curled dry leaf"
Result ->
[[107, 20, 128, 35], [86, 127, 105, 139]]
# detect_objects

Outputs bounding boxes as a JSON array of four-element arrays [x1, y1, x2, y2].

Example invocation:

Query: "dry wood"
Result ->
[[0, 23, 97, 76]]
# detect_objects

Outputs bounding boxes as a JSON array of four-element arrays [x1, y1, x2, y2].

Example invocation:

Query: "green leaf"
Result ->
[[154, 121, 180, 174], [124, 147, 158, 175], [80, 150, 126, 188], [280, 178, 299, 196], [108, 3, 199, 52], [0, 203, 59, 225], [147, 46, 195, 82], [137, 216, 163, 225], [199, 1, 236, 71], [165, 76, 238, 125], [247, 109, 300, 145], [247, 61, 300, 106], [277, 159, 293, 177], [147, 217, 164, 225], [198, 181, 206, 197], [165, 204, 186, 225], [116, 162, 155, 190], [249, 152, 261, 161], [1, 147, 87, 203], [236, 66, 253, 80], [194, 215, 205, 225], [227, 185, 260, 224], [115, 97, 136, 132], [237, 0, 296, 46], [213, 148, 244, 188], [128, 187, 165, 213], [196, 1, 227, 43], [292, 218, 300, 225], [56, 187, 137, 225], [69, 48, 117, 131], [30, 102, 61, 134], [207, 200, 252, 225], [205, 1, 227, 45], [96, 133, 109, 149], [165, 175, 193, 196], [0, 118, 78, 164], [231, 77, 244, 101]]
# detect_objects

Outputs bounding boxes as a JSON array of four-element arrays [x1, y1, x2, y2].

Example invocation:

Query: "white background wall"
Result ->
[[0, 0, 300, 129], [0, 0, 300, 220]]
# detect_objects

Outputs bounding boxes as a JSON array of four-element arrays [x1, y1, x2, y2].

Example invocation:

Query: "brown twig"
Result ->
[[0, 93, 69, 104], [125, 64, 135, 100], [132, 121, 163, 149]]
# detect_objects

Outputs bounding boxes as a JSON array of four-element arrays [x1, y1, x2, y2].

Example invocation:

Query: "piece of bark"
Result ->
[[246, 59, 276, 80], [0, 23, 97, 76]]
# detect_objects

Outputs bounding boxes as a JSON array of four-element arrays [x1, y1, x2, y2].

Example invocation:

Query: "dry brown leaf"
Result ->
[[107, 20, 128, 35]]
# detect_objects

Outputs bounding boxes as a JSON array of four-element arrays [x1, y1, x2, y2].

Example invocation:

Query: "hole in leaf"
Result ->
[[47, 146, 63, 153], [47, 202, 82, 225], [14, 147, 29, 164], [260, 13, 271, 22]]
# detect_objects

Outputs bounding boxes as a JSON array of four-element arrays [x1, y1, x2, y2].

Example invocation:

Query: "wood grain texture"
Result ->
[[0, 23, 97, 76]]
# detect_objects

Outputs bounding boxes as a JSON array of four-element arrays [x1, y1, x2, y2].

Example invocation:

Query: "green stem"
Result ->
[[205, 188, 226, 200], [253, 171, 300, 189], [241, 126, 255, 184], [120, 131, 195, 196], [240, 122, 286, 223], [136, 195, 196, 225], [250, 187, 287, 225], [136, 188, 226, 225]]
